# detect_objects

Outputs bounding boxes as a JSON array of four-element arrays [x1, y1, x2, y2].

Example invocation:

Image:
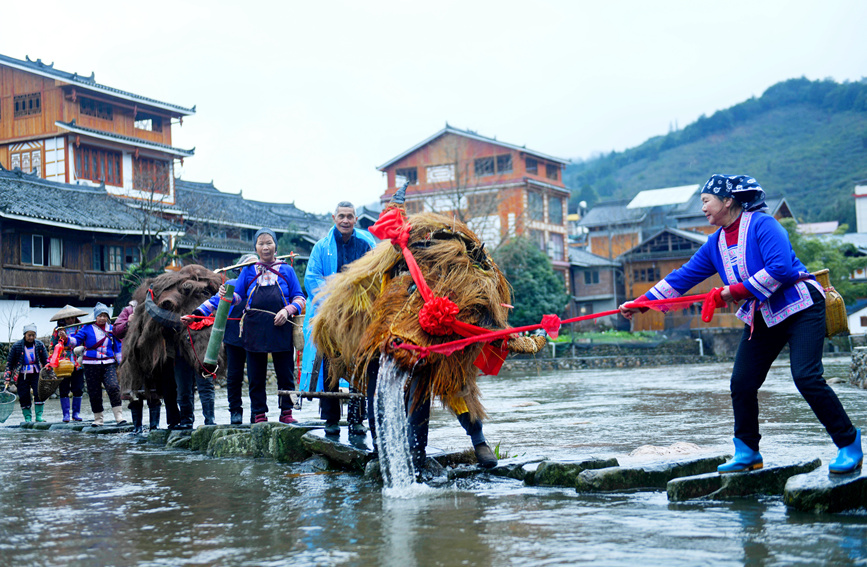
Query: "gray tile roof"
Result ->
[[0, 165, 177, 233], [175, 179, 332, 240], [56, 120, 194, 158], [0, 53, 195, 116], [569, 247, 620, 268], [578, 200, 647, 228]]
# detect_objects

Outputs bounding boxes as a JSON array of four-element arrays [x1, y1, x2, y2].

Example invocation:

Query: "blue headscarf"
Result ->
[[701, 174, 767, 213]]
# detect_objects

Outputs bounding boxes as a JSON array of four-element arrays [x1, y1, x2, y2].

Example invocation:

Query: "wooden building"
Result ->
[[0, 53, 194, 205], [0, 165, 172, 307], [377, 125, 572, 286], [568, 247, 626, 329]]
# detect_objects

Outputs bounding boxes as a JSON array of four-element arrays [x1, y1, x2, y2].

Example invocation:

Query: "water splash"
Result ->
[[374, 354, 416, 492]]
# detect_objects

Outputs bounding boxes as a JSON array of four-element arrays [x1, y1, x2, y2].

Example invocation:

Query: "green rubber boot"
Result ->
[[22, 406, 32, 422], [34, 403, 45, 422]]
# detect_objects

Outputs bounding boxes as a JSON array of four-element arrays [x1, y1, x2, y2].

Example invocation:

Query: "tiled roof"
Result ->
[[174, 178, 332, 239], [0, 166, 177, 233], [569, 248, 620, 268], [0, 53, 195, 116], [377, 124, 570, 170], [578, 200, 647, 228], [55, 121, 194, 158]]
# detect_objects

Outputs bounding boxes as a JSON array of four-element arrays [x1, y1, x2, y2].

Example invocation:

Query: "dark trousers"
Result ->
[[84, 363, 122, 413], [159, 359, 180, 428], [175, 355, 215, 427], [58, 368, 84, 398], [17, 372, 39, 408], [365, 359, 431, 454], [225, 343, 246, 415], [320, 357, 364, 425], [246, 350, 295, 416], [731, 286, 857, 451]]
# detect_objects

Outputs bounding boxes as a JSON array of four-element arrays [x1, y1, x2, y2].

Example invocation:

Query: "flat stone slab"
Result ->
[[530, 457, 620, 487], [148, 429, 171, 446], [575, 455, 728, 492], [302, 429, 373, 471], [668, 459, 822, 501], [784, 466, 867, 514], [48, 422, 91, 431], [488, 455, 548, 482], [20, 421, 53, 430], [191, 425, 249, 452], [208, 432, 256, 458], [271, 424, 315, 463], [166, 430, 193, 449], [83, 424, 135, 435]]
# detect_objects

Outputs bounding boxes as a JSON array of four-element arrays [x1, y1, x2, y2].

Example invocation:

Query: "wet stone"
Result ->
[[48, 422, 91, 432], [532, 457, 620, 487], [489, 456, 548, 482], [295, 455, 332, 474], [166, 430, 193, 449], [190, 424, 248, 452], [271, 424, 314, 463], [251, 422, 288, 458], [575, 455, 728, 492], [784, 466, 867, 514], [433, 448, 477, 468], [667, 459, 822, 501], [84, 424, 134, 435], [301, 430, 371, 471], [148, 429, 171, 446], [208, 432, 256, 458]]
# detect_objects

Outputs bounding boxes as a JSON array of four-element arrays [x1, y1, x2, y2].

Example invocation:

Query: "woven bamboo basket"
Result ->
[[37, 366, 64, 400], [0, 385, 17, 423], [291, 314, 305, 352], [813, 269, 848, 337]]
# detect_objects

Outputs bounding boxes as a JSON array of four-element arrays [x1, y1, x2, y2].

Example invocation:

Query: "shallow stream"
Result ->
[[1, 358, 866, 566]]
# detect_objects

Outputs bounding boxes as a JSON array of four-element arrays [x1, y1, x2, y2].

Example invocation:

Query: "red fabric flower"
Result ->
[[418, 296, 460, 336]]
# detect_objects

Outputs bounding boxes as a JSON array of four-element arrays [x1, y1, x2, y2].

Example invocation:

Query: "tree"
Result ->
[[493, 237, 570, 327], [781, 219, 867, 304]]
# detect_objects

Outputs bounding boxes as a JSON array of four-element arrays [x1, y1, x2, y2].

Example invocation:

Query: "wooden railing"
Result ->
[[1, 264, 122, 299]]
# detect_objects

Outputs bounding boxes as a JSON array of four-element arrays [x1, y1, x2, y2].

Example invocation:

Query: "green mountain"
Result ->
[[565, 78, 867, 228]]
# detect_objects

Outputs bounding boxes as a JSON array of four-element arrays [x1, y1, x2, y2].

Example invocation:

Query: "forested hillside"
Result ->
[[565, 78, 867, 228]]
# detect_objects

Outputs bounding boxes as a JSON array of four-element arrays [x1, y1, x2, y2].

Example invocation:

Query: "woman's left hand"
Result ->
[[274, 307, 292, 326], [720, 286, 735, 305]]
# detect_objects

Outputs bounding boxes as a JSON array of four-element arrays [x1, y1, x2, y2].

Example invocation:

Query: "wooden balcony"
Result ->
[[0, 264, 122, 300]]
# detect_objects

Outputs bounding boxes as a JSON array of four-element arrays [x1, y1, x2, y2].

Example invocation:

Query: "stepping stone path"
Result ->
[[575, 455, 728, 492], [667, 459, 822, 501], [529, 457, 620, 487], [784, 466, 867, 514]]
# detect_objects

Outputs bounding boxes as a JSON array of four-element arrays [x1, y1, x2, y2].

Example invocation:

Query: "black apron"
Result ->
[[242, 283, 294, 353]]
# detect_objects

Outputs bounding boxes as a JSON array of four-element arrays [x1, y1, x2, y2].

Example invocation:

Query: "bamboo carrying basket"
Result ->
[[0, 384, 17, 423], [813, 269, 848, 337]]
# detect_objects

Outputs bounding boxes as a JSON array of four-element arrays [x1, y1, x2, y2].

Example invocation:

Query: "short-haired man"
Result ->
[[301, 201, 375, 435]]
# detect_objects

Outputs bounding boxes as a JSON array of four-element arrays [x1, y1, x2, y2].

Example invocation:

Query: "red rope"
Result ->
[[186, 327, 217, 381]]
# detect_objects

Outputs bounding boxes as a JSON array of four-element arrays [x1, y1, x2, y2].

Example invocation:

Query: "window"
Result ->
[[474, 157, 495, 177], [75, 145, 123, 186], [93, 245, 124, 272], [426, 164, 455, 183], [80, 98, 114, 120], [125, 246, 140, 267], [405, 200, 424, 214], [548, 233, 564, 260], [32, 235, 44, 266], [395, 167, 418, 186], [10, 147, 42, 177], [134, 111, 163, 132], [49, 238, 63, 267], [526, 157, 538, 174], [14, 92, 41, 118], [546, 164, 559, 181], [134, 157, 170, 194], [528, 229, 546, 252], [633, 267, 661, 282], [528, 192, 544, 221], [21, 235, 32, 265], [496, 154, 512, 174], [584, 270, 600, 285], [548, 196, 563, 225]]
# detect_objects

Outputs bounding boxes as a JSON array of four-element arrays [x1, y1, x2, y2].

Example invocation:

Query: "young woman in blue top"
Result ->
[[4, 324, 48, 423], [621, 174, 862, 475], [185, 229, 305, 424]]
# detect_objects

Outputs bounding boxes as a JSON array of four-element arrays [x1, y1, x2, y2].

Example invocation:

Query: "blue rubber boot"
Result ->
[[718, 438, 763, 473], [829, 429, 863, 475]]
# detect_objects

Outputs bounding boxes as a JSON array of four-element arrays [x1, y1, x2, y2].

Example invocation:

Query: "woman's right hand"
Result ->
[[217, 284, 227, 298], [619, 304, 641, 320], [180, 315, 194, 326], [58, 330, 67, 341]]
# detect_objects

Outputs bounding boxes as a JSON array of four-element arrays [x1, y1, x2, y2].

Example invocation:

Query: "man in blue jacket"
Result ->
[[301, 201, 375, 435]]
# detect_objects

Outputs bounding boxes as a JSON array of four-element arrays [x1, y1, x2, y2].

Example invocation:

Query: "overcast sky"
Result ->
[[2, 1, 865, 214]]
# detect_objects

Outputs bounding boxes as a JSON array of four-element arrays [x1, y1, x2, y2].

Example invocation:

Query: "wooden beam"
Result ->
[[277, 390, 365, 399]]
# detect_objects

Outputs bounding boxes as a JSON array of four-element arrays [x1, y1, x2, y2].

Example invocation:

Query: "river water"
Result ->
[[1, 358, 866, 566]]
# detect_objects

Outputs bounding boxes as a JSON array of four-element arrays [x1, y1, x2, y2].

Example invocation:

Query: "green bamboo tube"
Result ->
[[203, 283, 234, 367]]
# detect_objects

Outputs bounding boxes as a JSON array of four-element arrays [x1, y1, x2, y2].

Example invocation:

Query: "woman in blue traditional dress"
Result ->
[[621, 174, 862, 474]]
